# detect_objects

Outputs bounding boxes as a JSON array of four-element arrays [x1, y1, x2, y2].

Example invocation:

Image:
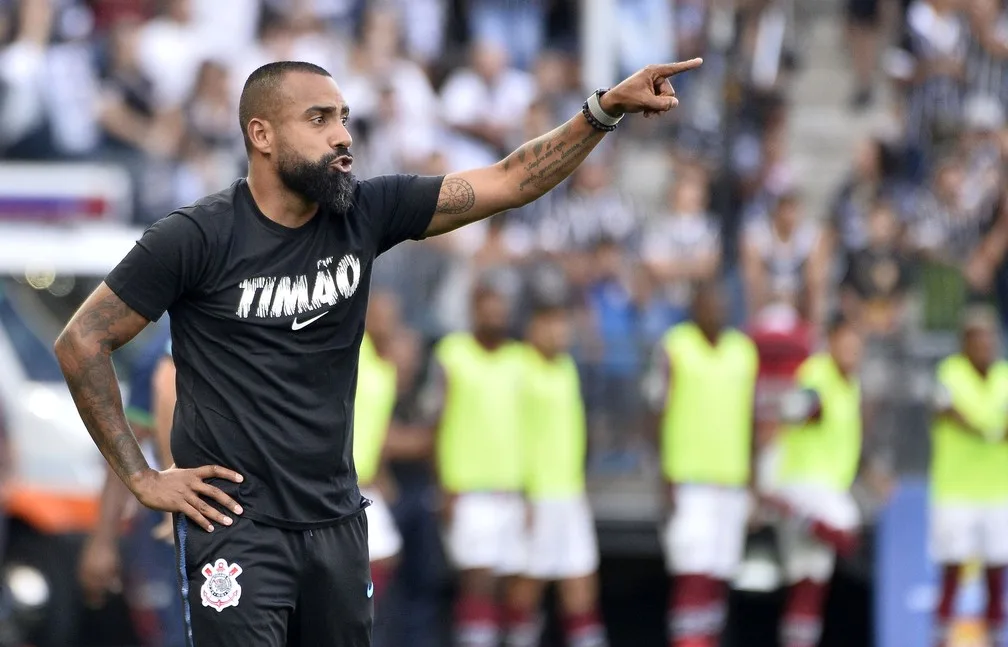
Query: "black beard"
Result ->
[[277, 149, 355, 215]]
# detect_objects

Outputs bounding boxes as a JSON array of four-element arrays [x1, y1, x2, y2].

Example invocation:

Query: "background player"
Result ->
[[505, 300, 608, 647], [423, 283, 525, 647], [929, 306, 1008, 647], [767, 313, 865, 647], [53, 56, 703, 647], [645, 279, 759, 647]]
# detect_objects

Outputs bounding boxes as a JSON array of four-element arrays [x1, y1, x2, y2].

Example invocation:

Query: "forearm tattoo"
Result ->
[[506, 120, 604, 196], [427, 115, 605, 236], [57, 292, 149, 486], [436, 177, 476, 215]]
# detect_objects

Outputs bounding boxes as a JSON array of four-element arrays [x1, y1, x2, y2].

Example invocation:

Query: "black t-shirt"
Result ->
[[105, 175, 443, 528], [841, 247, 913, 300]]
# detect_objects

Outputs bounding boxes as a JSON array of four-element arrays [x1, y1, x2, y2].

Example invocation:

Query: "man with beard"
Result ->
[[51, 57, 701, 647]]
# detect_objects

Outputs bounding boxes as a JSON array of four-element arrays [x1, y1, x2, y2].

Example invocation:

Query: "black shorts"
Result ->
[[172, 507, 372, 647]]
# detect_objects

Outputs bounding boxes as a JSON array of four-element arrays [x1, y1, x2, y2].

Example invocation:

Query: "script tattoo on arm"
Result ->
[[424, 113, 608, 237], [55, 283, 152, 488], [507, 120, 604, 196]]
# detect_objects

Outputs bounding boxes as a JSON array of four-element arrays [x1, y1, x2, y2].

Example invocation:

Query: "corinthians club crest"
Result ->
[[200, 558, 243, 612]]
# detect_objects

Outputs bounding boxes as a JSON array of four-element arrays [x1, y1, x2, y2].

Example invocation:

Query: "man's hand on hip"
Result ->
[[129, 465, 244, 533], [600, 59, 704, 118]]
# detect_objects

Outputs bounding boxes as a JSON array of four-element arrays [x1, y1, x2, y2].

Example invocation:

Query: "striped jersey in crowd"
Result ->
[[903, 0, 967, 148], [964, 6, 1008, 105], [910, 183, 1000, 265]]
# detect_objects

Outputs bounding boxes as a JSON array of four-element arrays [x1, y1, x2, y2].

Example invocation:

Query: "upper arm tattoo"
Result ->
[[427, 114, 603, 237], [436, 177, 476, 215], [74, 285, 151, 352]]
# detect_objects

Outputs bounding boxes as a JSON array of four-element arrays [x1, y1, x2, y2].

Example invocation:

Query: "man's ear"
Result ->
[[247, 118, 273, 155]]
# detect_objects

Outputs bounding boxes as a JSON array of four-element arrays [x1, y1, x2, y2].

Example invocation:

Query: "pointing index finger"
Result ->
[[653, 58, 703, 77]]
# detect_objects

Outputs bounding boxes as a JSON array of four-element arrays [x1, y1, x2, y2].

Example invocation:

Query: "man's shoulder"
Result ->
[[351, 174, 444, 236], [797, 353, 836, 384], [175, 181, 241, 220], [937, 354, 969, 378], [161, 181, 242, 241], [723, 327, 757, 349], [433, 331, 472, 354], [353, 174, 443, 199], [350, 175, 398, 217]]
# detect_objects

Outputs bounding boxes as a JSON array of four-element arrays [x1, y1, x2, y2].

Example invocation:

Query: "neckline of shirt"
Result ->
[[238, 178, 323, 238]]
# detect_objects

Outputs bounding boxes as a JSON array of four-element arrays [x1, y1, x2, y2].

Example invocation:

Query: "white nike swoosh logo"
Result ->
[[291, 310, 330, 331]]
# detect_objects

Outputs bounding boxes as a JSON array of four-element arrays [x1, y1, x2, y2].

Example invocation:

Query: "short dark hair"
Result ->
[[528, 298, 567, 320], [237, 61, 332, 153], [592, 235, 620, 252], [827, 311, 854, 337], [471, 272, 509, 306], [960, 303, 999, 337]]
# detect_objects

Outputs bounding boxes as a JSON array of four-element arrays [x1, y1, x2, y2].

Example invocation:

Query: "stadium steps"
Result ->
[[786, 7, 894, 217]]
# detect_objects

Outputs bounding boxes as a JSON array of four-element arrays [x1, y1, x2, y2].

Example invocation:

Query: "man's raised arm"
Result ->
[[54, 283, 152, 487], [423, 59, 702, 237]]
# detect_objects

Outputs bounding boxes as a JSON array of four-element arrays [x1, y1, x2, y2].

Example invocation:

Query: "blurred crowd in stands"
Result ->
[[2, 0, 1008, 476], [4, 1, 1008, 646]]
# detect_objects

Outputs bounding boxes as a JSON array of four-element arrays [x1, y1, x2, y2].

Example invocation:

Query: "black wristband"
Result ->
[[582, 90, 619, 132]]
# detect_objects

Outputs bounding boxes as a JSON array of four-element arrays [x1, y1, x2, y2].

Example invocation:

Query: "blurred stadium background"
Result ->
[[0, 0, 1006, 645]]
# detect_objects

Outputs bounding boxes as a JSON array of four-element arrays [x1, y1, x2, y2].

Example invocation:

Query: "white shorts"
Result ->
[[661, 484, 751, 579], [361, 487, 402, 562], [444, 492, 526, 575], [772, 484, 860, 584], [930, 503, 1008, 565], [525, 496, 599, 580]]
